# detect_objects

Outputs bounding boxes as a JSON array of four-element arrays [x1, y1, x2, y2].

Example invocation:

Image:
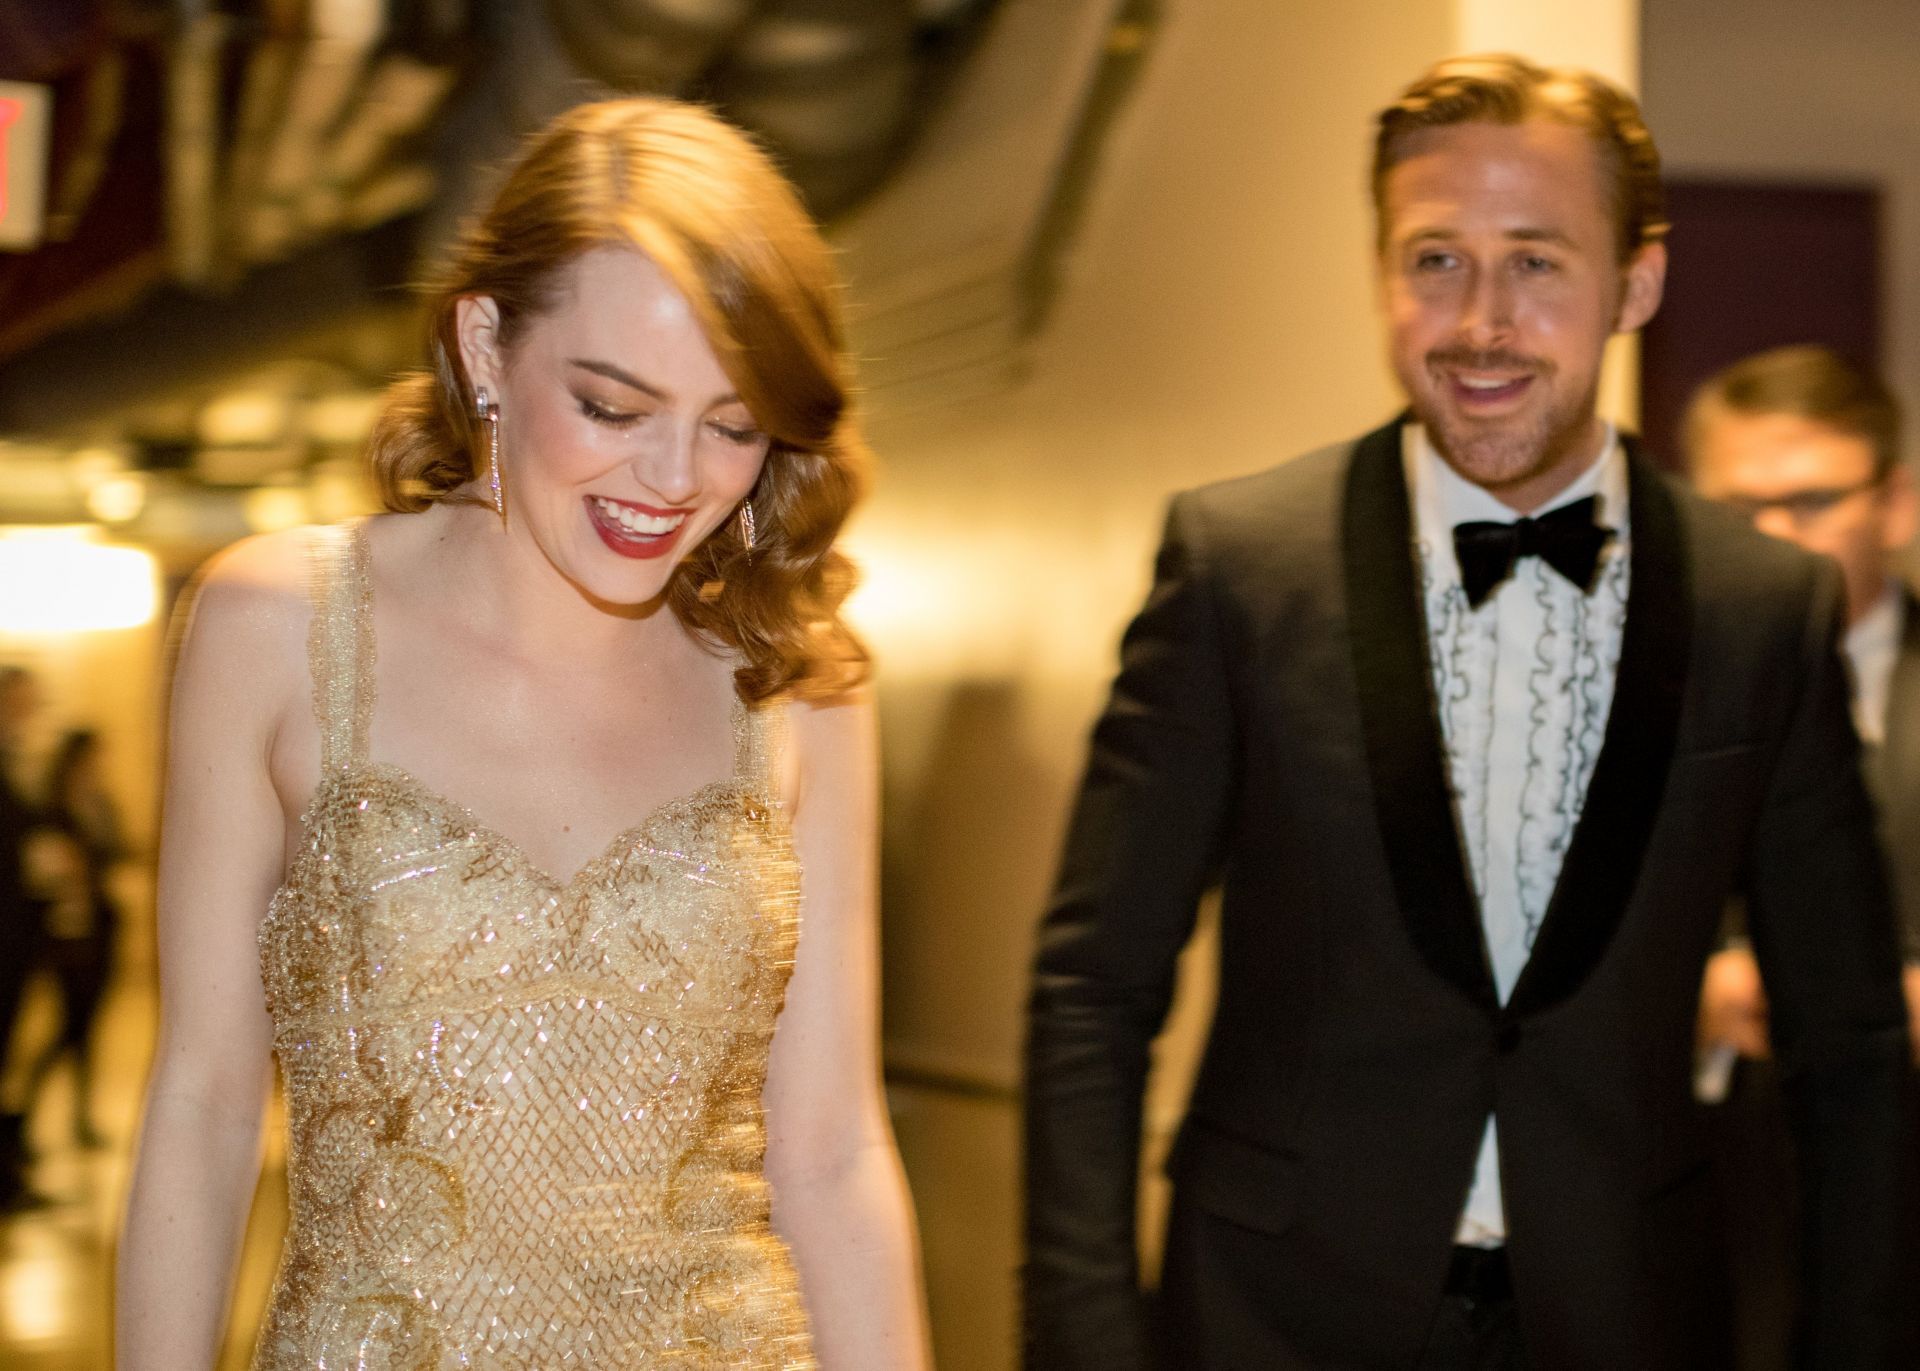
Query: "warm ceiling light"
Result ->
[[196, 445, 300, 487], [68, 444, 129, 484], [200, 390, 291, 446], [303, 390, 385, 446], [85, 472, 148, 524], [243, 486, 309, 533], [0, 528, 158, 633]]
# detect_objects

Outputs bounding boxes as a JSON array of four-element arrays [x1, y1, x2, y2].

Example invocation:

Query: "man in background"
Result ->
[[0, 666, 45, 1210], [1688, 344, 1920, 1369]]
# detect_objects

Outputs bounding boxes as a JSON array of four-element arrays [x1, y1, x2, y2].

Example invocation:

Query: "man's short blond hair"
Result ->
[[1373, 53, 1669, 263]]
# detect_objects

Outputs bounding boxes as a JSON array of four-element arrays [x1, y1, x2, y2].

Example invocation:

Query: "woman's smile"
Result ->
[[584, 493, 694, 559]]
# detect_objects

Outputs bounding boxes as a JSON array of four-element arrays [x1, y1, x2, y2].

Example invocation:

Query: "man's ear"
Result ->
[[455, 295, 504, 396], [1615, 240, 1667, 335]]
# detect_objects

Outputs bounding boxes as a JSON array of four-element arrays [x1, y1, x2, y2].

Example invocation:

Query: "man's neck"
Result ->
[[1476, 416, 1612, 515], [1422, 417, 1617, 519]]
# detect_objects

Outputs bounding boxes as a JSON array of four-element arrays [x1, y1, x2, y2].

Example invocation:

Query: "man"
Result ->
[[1686, 345, 1920, 1370], [1024, 56, 1910, 1371], [0, 666, 44, 1209]]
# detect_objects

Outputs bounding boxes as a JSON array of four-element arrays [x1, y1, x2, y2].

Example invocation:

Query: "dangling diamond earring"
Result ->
[[737, 499, 757, 553], [475, 387, 504, 524]]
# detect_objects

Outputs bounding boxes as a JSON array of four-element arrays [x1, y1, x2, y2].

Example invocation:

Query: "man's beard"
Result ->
[[1419, 348, 1600, 498]]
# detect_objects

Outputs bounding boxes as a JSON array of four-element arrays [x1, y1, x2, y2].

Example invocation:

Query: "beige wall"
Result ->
[[840, 4, 1640, 1358], [1642, 0, 1920, 450], [1458, 0, 1639, 81], [848, 0, 1443, 1100], [850, 0, 1643, 1099]]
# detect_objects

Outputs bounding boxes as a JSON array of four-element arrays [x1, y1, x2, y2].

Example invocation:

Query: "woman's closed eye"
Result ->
[[707, 418, 765, 446], [579, 396, 644, 428], [577, 396, 761, 446]]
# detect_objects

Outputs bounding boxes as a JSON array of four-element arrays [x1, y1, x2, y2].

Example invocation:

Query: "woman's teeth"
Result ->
[[593, 497, 686, 535]]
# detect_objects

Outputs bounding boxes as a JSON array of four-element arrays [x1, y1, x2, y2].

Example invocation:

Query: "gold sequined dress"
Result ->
[[252, 523, 814, 1368]]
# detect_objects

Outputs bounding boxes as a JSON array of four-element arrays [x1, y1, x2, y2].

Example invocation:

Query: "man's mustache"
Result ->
[[1425, 348, 1552, 374]]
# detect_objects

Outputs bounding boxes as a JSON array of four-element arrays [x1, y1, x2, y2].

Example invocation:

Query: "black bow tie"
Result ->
[[1452, 495, 1613, 609]]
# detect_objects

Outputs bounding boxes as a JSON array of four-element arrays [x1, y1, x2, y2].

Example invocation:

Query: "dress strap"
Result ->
[[733, 692, 788, 799], [304, 521, 375, 773]]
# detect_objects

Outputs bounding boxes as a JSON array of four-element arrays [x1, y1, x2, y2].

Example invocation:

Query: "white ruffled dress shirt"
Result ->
[[1403, 423, 1632, 1246]]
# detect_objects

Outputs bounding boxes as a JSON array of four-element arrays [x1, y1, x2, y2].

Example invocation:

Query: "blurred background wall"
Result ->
[[1639, 0, 1920, 474], [5, 1, 1910, 1368], [846, 4, 1633, 1363]]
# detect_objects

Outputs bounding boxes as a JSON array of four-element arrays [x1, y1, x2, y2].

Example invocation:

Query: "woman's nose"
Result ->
[[636, 421, 702, 504]]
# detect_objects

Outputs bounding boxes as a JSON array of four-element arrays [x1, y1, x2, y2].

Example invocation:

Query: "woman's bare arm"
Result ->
[[763, 687, 933, 1370], [116, 532, 310, 1368]]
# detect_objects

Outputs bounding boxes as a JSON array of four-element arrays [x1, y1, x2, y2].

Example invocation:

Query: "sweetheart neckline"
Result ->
[[265, 759, 766, 927], [285, 524, 774, 914], [357, 759, 761, 893]]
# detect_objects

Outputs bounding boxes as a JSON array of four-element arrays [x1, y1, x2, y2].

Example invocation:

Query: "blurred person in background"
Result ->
[[1687, 344, 1920, 1370], [0, 666, 46, 1210], [1025, 55, 1910, 1371], [117, 98, 930, 1369], [18, 729, 128, 1150]]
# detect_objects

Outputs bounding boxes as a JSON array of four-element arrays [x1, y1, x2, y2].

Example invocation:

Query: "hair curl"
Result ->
[[1373, 53, 1669, 264], [365, 98, 869, 701]]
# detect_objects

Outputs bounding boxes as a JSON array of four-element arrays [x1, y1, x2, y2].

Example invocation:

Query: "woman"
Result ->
[[118, 98, 931, 1369], [20, 728, 126, 1148]]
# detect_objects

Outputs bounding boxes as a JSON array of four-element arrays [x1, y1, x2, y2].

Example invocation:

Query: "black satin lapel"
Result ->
[[1507, 446, 1691, 1019], [1341, 419, 1498, 1013]]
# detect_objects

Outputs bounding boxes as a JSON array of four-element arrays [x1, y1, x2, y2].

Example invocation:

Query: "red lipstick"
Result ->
[[584, 495, 692, 560]]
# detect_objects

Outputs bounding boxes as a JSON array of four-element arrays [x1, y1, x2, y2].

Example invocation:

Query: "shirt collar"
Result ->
[[1845, 579, 1906, 672], [1844, 581, 1906, 745], [1405, 421, 1630, 588]]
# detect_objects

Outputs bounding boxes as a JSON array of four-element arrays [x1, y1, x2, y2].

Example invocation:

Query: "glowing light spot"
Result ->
[[0, 527, 157, 632]]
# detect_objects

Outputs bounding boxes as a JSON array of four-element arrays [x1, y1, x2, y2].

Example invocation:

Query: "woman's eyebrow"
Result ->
[[566, 357, 741, 407]]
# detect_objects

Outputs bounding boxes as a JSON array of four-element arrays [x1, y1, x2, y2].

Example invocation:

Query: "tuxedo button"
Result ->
[[1495, 1023, 1522, 1054]]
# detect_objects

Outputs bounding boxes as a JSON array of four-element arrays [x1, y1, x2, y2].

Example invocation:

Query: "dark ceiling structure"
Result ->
[[0, 0, 999, 433]]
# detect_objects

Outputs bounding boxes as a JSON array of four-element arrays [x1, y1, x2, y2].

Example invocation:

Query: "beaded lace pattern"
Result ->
[[252, 522, 814, 1368]]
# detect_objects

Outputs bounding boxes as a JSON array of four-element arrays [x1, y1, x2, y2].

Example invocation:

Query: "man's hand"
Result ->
[[1699, 946, 1772, 1059]]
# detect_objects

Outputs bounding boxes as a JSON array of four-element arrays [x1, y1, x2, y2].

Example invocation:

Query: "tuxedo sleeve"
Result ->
[[1022, 494, 1238, 1370], [1744, 559, 1912, 1370]]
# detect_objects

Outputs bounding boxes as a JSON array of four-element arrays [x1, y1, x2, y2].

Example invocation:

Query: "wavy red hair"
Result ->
[[366, 97, 869, 700]]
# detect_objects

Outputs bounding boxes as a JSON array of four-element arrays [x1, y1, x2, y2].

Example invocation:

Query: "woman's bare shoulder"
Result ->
[[782, 681, 876, 804], [786, 680, 874, 738], [184, 526, 316, 637], [171, 527, 329, 719]]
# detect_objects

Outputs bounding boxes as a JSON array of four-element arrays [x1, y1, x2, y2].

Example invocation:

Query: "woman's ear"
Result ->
[[455, 295, 504, 396]]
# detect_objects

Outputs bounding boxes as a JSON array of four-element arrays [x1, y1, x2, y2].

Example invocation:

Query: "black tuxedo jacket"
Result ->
[[1714, 587, 1920, 1371], [1867, 590, 1920, 960], [1023, 419, 1911, 1371]]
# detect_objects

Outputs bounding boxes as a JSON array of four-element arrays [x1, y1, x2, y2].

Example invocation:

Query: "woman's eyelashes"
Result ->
[[578, 395, 641, 427], [575, 395, 764, 447], [707, 419, 765, 447]]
